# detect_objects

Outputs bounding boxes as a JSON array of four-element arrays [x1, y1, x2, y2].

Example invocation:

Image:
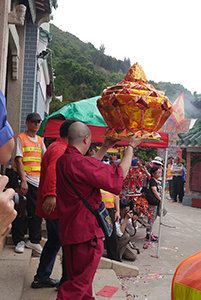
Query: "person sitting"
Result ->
[[101, 191, 121, 262], [116, 199, 138, 261]]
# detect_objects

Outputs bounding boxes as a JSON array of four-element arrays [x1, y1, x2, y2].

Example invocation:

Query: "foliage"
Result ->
[[136, 148, 157, 165], [49, 24, 130, 114], [49, 24, 200, 121]]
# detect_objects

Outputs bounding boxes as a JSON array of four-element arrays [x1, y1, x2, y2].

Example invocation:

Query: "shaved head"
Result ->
[[68, 121, 91, 145]]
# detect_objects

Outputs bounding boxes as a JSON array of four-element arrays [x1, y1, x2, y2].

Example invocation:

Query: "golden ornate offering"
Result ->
[[97, 63, 173, 139]]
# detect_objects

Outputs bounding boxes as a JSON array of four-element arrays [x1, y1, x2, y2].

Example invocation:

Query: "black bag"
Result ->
[[59, 157, 113, 237], [141, 186, 159, 206], [96, 202, 113, 237]]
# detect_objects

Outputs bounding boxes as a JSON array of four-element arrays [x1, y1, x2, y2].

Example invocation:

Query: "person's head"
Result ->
[[152, 156, 163, 168], [89, 147, 96, 157], [168, 156, 174, 164], [25, 112, 41, 134], [59, 119, 77, 139], [150, 166, 160, 179], [68, 121, 91, 155], [148, 156, 152, 162], [102, 153, 110, 164], [120, 199, 131, 218], [133, 152, 138, 158], [175, 156, 180, 164]]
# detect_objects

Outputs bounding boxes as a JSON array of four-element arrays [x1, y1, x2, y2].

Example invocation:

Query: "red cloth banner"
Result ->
[[42, 118, 169, 148]]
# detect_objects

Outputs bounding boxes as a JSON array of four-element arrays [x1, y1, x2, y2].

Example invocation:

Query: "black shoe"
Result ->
[[55, 280, 65, 291], [151, 237, 158, 243], [146, 233, 158, 242], [31, 278, 60, 289], [172, 200, 177, 203]]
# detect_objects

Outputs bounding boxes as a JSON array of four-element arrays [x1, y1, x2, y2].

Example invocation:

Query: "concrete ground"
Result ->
[[0, 195, 200, 300], [119, 196, 201, 300]]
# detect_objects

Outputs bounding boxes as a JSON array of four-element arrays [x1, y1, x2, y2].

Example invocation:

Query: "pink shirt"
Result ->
[[56, 145, 123, 245]]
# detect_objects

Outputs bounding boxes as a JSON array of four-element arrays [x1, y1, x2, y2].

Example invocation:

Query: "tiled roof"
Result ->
[[177, 121, 201, 147]]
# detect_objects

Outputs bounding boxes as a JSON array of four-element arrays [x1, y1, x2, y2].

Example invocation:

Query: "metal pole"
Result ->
[[156, 148, 168, 257]]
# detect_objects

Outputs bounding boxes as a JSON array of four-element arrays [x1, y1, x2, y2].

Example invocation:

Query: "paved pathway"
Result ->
[[119, 196, 201, 299]]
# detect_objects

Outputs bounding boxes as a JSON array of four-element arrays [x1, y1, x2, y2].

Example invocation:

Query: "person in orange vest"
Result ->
[[12, 113, 46, 254], [167, 156, 174, 200], [171, 251, 201, 299], [101, 189, 121, 262]]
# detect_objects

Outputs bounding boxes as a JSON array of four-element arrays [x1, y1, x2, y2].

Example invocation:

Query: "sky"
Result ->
[[51, 0, 201, 94]]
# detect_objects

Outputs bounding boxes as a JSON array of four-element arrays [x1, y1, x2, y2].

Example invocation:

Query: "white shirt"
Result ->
[[116, 218, 138, 237], [171, 163, 183, 177]]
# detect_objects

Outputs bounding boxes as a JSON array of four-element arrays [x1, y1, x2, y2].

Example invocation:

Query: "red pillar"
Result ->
[[185, 151, 191, 194]]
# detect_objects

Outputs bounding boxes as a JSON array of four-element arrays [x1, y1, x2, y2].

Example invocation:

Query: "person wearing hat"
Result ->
[[152, 156, 163, 186], [115, 199, 138, 261], [12, 113, 46, 254]]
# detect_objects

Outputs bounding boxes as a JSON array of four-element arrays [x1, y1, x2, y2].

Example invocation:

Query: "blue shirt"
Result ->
[[0, 90, 13, 146], [182, 167, 186, 182]]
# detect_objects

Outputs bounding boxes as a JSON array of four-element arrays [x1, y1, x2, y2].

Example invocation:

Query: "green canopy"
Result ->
[[37, 96, 107, 136]]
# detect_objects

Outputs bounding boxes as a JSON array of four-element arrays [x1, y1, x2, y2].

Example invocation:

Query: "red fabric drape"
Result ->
[[43, 118, 169, 148]]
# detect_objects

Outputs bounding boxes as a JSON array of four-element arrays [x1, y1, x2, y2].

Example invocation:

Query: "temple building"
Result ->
[[177, 120, 201, 207], [0, 0, 57, 138]]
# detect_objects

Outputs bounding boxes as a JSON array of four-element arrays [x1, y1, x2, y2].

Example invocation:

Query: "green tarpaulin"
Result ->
[[37, 96, 107, 137]]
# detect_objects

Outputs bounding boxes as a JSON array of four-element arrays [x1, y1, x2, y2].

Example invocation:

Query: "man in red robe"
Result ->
[[56, 121, 146, 300], [31, 119, 76, 289]]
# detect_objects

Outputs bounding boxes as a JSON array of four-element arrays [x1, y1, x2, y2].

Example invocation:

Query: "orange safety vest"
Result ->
[[101, 189, 116, 209], [15, 132, 43, 177], [167, 164, 173, 180], [172, 251, 201, 300]]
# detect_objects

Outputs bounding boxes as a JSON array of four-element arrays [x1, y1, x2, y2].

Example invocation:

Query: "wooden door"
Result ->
[[190, 161, 201, 192]]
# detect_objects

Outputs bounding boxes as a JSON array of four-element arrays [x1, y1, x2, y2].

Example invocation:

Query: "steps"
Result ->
[[0, 244, 127, 300], [0, 245, 32, 300]]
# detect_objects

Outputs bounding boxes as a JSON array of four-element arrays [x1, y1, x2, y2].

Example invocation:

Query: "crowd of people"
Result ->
[[0, 87, 187, 299]]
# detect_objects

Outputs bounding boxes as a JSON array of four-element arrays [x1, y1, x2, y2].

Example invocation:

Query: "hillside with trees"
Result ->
[[49, 24, 200, 119]]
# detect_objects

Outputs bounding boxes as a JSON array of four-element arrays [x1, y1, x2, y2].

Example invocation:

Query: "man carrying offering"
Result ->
[[56, 121, 147, 300]]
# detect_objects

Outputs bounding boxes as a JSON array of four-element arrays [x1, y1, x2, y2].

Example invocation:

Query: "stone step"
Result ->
[[0, 244, 32, 300], [0, 245, 135, 300]]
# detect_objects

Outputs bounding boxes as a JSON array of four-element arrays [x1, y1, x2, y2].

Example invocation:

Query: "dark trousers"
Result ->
[[173, 176, 184, 202], [12, 182, 42, 245], [34, 219, 68, 284], [168, 179, 174, 199], [57, 237, 103, 300], [104, 208, 121, 262]]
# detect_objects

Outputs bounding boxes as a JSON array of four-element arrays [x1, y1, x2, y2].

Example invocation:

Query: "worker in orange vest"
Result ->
[[12, 113, 46, 254], [101, 189, 121, 262], [172, 251, 201, 299]]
